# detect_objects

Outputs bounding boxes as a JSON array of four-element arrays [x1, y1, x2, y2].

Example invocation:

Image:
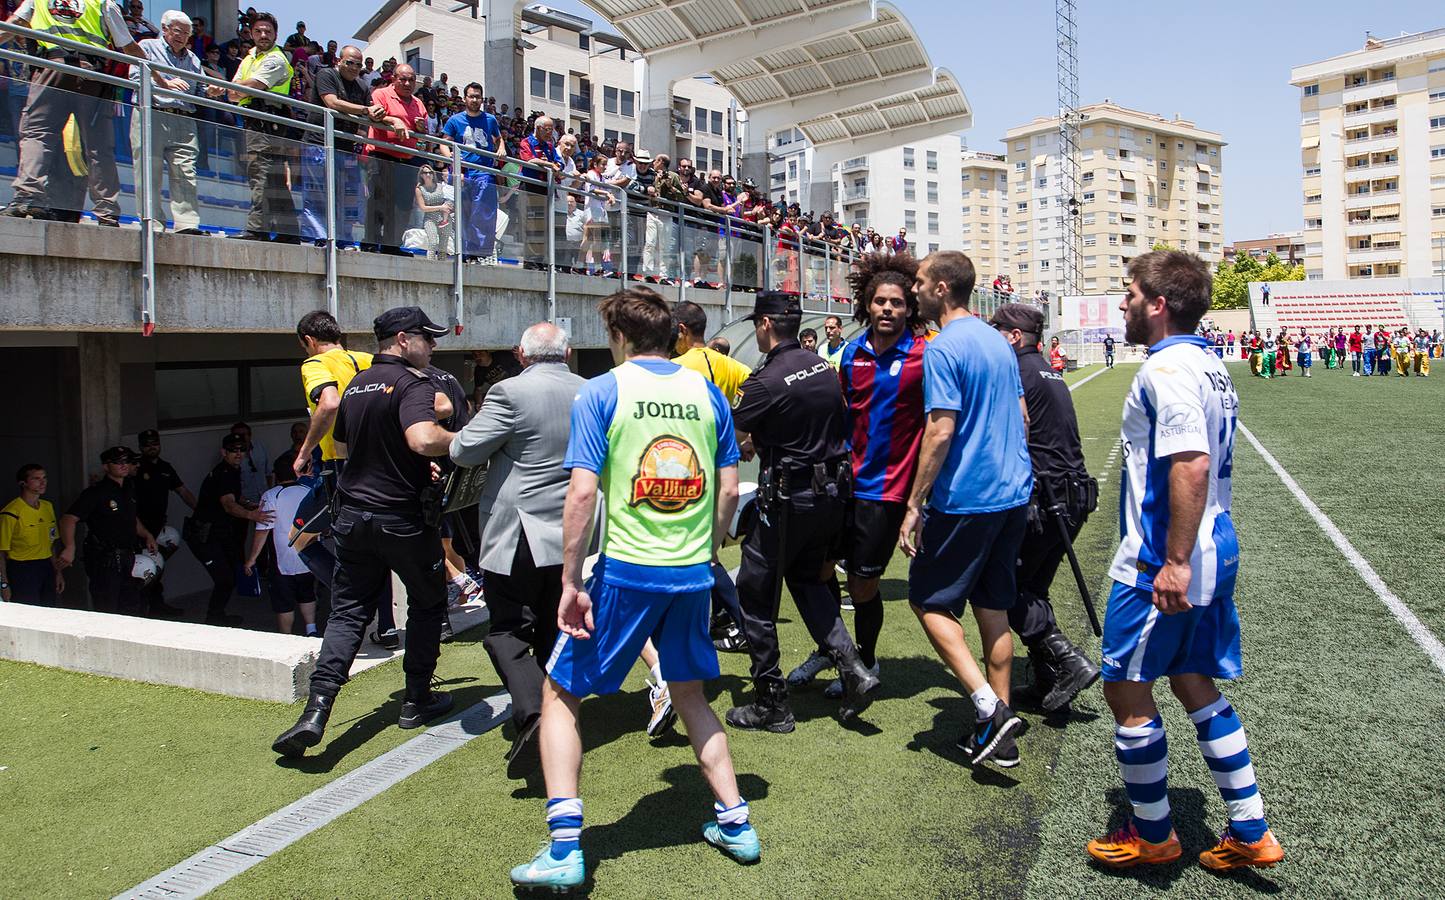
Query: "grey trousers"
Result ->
[[129, 109, 200, 230]]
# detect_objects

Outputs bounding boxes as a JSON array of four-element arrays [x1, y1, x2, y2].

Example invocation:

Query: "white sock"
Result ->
[[650, 663, 665, 686], [304, 624, 317, 636], [970, 684, 1000, 721]]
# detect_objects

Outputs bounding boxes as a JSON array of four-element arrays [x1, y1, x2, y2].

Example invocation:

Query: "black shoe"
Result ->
[[272, 692, 334, 757], [835, 646, 881, 721], [95, 217, 120, 227], [712, 624, 750, 653], [990, 733, 1021, 769], [1039, 630, 1101, 712], [272, 233, 303, 245], [959, 701, 1027, 767], [173, 227, 206, 236], [205, 613, 244, 627], [230, 230, 269, 241], [371, 628, 400, 650], [506, 715, 541, 780], [1014, 644, 1059, 712], [725, 685, 796, 733], [398, 690, 453, 729]]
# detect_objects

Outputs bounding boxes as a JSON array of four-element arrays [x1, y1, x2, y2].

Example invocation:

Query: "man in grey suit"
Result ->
[[450, 322, 584, 778]]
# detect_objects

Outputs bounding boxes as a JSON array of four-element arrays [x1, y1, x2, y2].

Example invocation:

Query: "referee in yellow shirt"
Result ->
[[0, 464, 62, 606], [292, 310, 374, 483]]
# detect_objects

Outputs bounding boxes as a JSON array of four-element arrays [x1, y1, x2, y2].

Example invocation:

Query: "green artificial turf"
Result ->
[[6, 362, 1444, 898]]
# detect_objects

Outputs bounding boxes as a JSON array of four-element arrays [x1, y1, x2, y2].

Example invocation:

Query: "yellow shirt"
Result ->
[[301, 347, 373, 460], [0, 497, 57, 562], [675, 346, 751, 405]]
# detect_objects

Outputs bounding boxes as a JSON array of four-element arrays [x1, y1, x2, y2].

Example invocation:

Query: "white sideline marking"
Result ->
[[1068, 365, 1111, 394], [1238, 422, 1445, 677]]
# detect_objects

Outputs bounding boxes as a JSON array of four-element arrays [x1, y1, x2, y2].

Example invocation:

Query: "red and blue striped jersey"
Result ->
[[838, 329, 927, 502]]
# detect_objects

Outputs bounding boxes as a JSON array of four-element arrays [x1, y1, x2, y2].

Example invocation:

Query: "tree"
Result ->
[[1210, 251, 1305, 309], [1211, 259, 1249, 308], [1151, 241, 1176, 251]]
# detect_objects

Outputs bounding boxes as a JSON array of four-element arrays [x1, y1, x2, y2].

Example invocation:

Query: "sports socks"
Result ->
[[1189, 694, 1268, 842], [545, 798, 583, 859], [715, 798, 751, 837], [853, 594, 883, 668], [649, 663, 666, 690], [970, 684, 999, 721], [1116, 716, 1172, 843]]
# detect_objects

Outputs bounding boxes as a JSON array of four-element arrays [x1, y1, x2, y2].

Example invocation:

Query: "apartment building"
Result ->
[[1292, 28, 1445, 280], [1224, 231, 1305, 266], [357, 2, 740, 166], [1003, 102, 1225, 298], [958, 151, 1011, 284]]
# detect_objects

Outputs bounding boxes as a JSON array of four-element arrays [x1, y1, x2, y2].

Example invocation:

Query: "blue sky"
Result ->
[[256, 0, 1445, 243]]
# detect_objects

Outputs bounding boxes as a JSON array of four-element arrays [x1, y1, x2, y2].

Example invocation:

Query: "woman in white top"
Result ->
[[581, 153, 615, 273]]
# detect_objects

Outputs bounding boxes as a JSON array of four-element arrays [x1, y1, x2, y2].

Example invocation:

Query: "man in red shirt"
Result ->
[[364, 63, 427, 255], [1348, 327, 1364, 376]]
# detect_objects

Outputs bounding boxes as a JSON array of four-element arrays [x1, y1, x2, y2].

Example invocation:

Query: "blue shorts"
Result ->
[[908, 505, 1027, 616], [1101, 581, 1242, 683], [546, 577, 719, 697]]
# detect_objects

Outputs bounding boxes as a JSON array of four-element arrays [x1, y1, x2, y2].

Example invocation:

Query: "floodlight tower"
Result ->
[[1056, 0, 1082, 301]]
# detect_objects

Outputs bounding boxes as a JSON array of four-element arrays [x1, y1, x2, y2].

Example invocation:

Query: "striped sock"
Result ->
[[1189, 695, 1268, 843], [715, 798, 750, 837], [546, 797, 583, 859], [1116, 716, 1172, 843]]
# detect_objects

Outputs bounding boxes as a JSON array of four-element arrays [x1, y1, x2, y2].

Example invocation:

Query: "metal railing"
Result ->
[[0, 22, 871, 332]]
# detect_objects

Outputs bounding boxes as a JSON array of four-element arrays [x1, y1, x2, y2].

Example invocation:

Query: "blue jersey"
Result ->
[[838, 329, 927, 503], [922, 316, 1033, 515], [442, 111, 501, 167]]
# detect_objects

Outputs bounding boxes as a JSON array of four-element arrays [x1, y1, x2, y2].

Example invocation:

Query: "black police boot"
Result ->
[[1014, 643, 1060, 712], [398, 689, 453, 729], [834, 646, 881, 721], [725, 683, 796, 733], [272, 692, 334, 757], [1039, 630, 1101, 713]]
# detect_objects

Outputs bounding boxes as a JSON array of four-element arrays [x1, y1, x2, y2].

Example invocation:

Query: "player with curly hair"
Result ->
[[785, 252, 929, 700]]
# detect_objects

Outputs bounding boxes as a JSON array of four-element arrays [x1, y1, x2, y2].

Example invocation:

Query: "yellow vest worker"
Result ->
[[29, 0, 108, 52], [675, 345, 752, 405], [302, 347, 374, 461], [235, 46, 293, 106]]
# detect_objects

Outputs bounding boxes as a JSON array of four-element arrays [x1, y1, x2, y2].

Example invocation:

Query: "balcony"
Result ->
[[1344, 134, 1399, 155], [1343, 106, 1399, 127], [1346, 217, 1400, 235], [841, 186, 871, 204], [840, 157, 869, 174], [672, 115, 692, 136], [569, 93, 591, 113], [1346, 246, 1404, 264], [1342, 79, 1398, 105], [1345, 190, 1398, 210]]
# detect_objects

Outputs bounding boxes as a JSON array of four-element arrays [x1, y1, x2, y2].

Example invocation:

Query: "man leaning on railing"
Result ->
[[128, 9, 204, 234], [298, 44, 383, 245], [1, 0, 155, 224]]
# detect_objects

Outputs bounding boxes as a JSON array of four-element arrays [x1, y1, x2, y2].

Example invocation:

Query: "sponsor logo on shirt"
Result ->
[[631, 400, 701, 421], [631, 436, 705, 512], [1158, 402, 1202, 439]]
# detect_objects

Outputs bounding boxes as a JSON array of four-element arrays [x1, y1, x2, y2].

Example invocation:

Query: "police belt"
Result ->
[[82, 534, 130, 572], [758, 455, 851, 505], [1033, 472, 1098, 518]]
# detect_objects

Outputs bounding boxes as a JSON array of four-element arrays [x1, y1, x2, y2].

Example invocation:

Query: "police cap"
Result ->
[[743, 291, 802, 322], [100, 446, 132, 464], [989, 302, 1045, 336], [374, 306, 449, 341], [221, 433, 248, 452], [138, 428, 160, 446]]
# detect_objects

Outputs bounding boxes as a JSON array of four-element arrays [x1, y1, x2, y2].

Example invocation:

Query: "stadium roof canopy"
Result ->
[[579, 0, 970, 147]]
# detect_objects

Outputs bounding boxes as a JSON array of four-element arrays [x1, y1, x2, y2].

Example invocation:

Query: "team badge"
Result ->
[[108, 500, 119, 511], [631, 435, 705, 512]]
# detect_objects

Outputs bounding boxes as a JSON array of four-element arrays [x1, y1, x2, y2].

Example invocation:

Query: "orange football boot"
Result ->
[[1199, 828, 1284, 871], [1086, 822, 1183, 868]]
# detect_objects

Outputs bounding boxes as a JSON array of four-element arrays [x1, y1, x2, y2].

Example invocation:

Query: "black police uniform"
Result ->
[[134, 455, 183, 537], [67, 476, 141, 615], [1012, 341, 1101, 710], [188, 459, 246, 623], [308, 353, 450, 701], [728, 303, 877, 729]]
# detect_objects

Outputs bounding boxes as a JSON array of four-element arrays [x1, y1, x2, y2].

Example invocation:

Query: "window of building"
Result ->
[[1082, 191, 1094, 202], [549, 72, 564, 102], [1036, 177, 1047, 188], [605, 128, 619, 142], [904, 209, 917, 230], [621, 90, 635, 117], [695, 107, 707, 132], [1433, 206, 1445, 217], [787, 160, 797, 179], [1432, 116, 1445, 130], [1083, 236, 1097, 247], [604, 86, 618, 114], [711, 149, 724, 170], [961, 205, 972, 215], [962, 223, 972, 233], [529, 67, 546, 97], [156, 362, 304, 428], [962, 189, 973, 199], [961, 172, 972, 182], [1430, 58, 1445, 73], [1017, 262, 1029, 272], [1035, 134, 1048, 147], [904, 178, 916, 202], [1017, 201, 1028, 212], [1433, 146, 1445, 159], [903, 147, 916, 169], [927, 212, 939, 234], [623, 131, 636, 146], [926, 150, 938, 172], [1014, 142, 1026, 152], [927, 181, 939, 204], [710, 110, 723, 135], [696, 149, 709, 171], [1431, 90, 1445, 102], [1039, 260, 1051, 271], [1303, 83, 1320, 96], [1015, 161, 1027, 171]]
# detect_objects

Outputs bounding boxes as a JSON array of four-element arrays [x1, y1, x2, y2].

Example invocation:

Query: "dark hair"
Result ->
[[1126, 251, 1212, 333], [770, 314, 802, 341], [799, 327, 817, 342], [251, 11, 278, 32], [849, 251, 920, 327], [925, 251, 976, 309], [15, 463, 44, 483], [672, 301, 708, 343], [296, 309, 343, 344], [273, 458, 296, 483], [464, 81, 483, 97], [598, 287, 673, 355]]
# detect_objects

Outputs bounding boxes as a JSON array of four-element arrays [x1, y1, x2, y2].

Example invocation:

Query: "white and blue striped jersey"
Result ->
[[1109, 334, 1239, 607]]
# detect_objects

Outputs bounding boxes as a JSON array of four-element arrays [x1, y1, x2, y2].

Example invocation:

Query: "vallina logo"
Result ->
[[631, 435, 705, 512]]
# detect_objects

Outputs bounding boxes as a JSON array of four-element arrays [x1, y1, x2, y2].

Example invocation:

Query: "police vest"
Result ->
[[31, 0, 107, 52], [600, 363, 717, 569], [235, 47, 292, 106]]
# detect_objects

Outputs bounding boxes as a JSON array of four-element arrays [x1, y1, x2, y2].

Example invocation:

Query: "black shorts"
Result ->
[[269, 572, 316, 614], [908, 505, 1028, 616], [845, 498, 907, 580]]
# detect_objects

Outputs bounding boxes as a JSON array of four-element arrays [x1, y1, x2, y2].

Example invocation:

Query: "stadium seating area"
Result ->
[[1251, 281, 1445, 334]]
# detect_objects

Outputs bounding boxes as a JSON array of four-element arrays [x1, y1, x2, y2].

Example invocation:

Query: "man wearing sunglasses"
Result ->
[[274, 306, 460, 758]]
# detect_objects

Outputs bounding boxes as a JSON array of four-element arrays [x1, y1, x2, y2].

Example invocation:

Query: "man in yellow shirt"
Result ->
[[293, 309, 373, 481], [671, 301, 751, 404], [0, 464, 62, 606]]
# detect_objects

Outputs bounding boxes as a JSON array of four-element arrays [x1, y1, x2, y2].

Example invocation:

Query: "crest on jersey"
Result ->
[[631, 435, 705, 512], [49, 0, 83, 19]]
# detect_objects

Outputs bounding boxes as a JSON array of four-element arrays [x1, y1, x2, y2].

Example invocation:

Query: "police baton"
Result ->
[[1043, 482, 1102, 637], [768, 458, 793, 621]]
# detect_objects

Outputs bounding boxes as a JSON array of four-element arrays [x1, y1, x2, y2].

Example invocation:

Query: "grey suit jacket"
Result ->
[[449, 361, 585, 575]]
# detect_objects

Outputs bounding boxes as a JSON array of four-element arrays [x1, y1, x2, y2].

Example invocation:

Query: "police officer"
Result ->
[[273, 307, 459, 757], [989, 303, 1100, 712], [58, 446, 155, 616], [188, 433, 273, 626], [133, 429, 196, 617], [726, 291, 880, 732]]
